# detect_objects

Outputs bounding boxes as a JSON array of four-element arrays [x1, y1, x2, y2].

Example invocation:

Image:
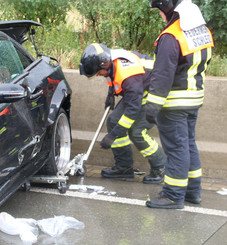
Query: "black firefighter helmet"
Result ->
[[149, 0, 183, 15], [79, 43, 112, 78]]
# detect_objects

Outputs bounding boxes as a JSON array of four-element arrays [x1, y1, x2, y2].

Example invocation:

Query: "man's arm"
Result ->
[[111, 74, 144, 137], [146, 34, 180, 122]]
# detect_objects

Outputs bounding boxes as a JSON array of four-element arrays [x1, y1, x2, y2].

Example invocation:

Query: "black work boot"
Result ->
[[143, 167, 165, 184], [185, 194, 201, 204], [146, 192, 184, 209], [101, 165, 134, 178]]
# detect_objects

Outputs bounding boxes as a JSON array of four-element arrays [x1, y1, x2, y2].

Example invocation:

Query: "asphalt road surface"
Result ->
[[0, 167, 226, 245]]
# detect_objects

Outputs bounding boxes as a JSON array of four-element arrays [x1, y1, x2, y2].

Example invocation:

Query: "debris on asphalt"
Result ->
[[37, 215, 85, 237], [216, 188, 227, 195], [0, 212, 84, 244], [69, 184, 116, 195], [0, 212, 38, 244]]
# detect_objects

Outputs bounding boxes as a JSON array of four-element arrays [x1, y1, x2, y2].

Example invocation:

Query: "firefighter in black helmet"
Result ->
[[80, 43, 166, 183], [145, 0, 214, 209], [80, 43, 112, 78]]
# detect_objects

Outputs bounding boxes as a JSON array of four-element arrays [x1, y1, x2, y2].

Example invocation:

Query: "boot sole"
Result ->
[[143, 179, 164, 184], [185, 197, 201, 204], [146, 201, 184, 209], [101, 173, 134, 178]]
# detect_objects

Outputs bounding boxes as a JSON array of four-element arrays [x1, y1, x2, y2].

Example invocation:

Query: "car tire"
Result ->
[[40, 108, 71, 175]]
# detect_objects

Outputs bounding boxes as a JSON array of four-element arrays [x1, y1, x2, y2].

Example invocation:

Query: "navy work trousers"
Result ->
[[107, 99, 164, 169], [157, 109, 202, 202]]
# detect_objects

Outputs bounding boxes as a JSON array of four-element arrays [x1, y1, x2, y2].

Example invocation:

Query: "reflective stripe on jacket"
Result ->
[[148, 18, 213, 110]]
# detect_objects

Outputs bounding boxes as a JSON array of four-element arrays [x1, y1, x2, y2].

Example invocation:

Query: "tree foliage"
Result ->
[[2, 0, 71, 28], [0, 0, 226, 56], [194, 0, 227, 56], [74, 0, 164, 53], [74, 0, 227, 56]]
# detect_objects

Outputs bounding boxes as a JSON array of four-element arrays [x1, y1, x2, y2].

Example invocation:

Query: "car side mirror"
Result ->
[[0, 84, 27, 103]]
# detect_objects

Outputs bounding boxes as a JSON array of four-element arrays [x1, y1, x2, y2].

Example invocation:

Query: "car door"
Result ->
[[0, 34, 43, 184]]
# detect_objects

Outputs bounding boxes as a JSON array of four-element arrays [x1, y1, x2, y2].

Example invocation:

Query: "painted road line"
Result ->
[[31, 187, 227, 218]]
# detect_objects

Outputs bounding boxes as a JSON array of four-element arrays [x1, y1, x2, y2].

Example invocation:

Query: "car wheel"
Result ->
[[40, 108, 71, 175]]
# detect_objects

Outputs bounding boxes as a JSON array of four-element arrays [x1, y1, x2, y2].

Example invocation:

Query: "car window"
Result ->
[[0, 40, 24, 83], [15, 47, 34, 69]]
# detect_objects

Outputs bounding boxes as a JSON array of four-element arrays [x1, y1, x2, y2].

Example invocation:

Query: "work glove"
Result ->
[[100, 133, 116, 150], [105, 94, 115, 110]]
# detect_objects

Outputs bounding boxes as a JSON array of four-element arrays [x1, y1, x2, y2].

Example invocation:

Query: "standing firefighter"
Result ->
[[146, 0, 214, 209], [80, 43, 166, 183]]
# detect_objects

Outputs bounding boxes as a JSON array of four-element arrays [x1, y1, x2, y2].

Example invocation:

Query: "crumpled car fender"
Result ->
[[47, 80, 71, 126]]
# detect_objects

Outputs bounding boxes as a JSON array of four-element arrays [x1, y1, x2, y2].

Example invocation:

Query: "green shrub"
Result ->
[[73, 0, 164, 53], [206, 55, 227, 77], [194, 0, 227, 57], [3, 0, 71, 28], [0, 0, 226, 75], [23, 24, 82, 69]]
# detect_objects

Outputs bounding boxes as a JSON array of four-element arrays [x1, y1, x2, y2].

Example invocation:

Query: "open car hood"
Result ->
[[0, 20, 42, 44]]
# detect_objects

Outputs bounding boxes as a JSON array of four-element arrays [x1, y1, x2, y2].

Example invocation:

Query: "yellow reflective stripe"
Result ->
[[9, 147, 18, 156], [140, 59, 154, 70], [140, 144, 158, 157], [142, 91, 148, 105], [163, 97, 204, 107], [164, 89, 204, 107], [167, 90, 204, 98], [140, 129, 158, 157], [0, 127, 6, 134], [118, 115, 135, 129], [32, 102, 37, 107], [164, 175, 188, 187], [111, 136, 131, 148], [24, 137, 30, 142], [187, 51, 202, 90], [188, 168, 202, 178], [92, 43, 104, 54], [201, 47, 212, 83], [143, 91, 148, 97], [147, 93, 166, 105]]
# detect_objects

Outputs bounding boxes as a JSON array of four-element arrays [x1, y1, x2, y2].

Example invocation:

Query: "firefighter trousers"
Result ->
[[107, 99, 166, 169], [157, 109, 202, 202]]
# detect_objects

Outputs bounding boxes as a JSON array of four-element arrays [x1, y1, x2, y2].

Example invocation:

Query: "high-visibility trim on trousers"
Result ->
[[140, 129, 158, 157], [188, 168, 202, 178], [111, 136, 131, 148], [164, 175, 188, 187], [118, 114, 135, 129]]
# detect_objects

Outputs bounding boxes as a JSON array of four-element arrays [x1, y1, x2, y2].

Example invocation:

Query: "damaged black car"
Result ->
[[0, 20, 72, 205]]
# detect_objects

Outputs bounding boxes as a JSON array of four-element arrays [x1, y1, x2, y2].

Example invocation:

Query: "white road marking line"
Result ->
[[31, 187, 227, 218]]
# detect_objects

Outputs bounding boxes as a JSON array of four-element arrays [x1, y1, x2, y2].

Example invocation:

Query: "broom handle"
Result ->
[[83, 106, 110, 161]]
